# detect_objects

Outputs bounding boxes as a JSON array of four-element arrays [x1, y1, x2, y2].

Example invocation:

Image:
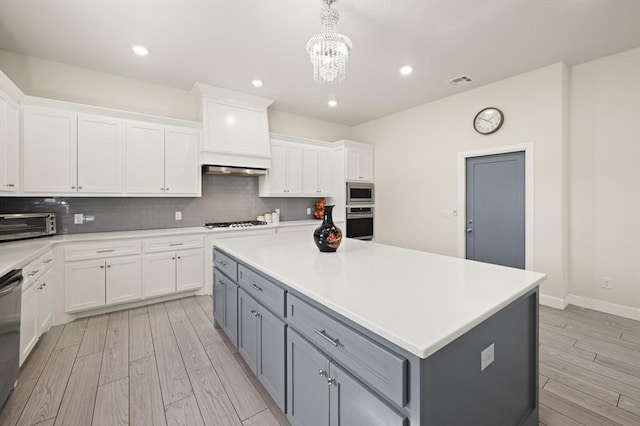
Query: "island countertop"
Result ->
[[214, 233, 546, 358]]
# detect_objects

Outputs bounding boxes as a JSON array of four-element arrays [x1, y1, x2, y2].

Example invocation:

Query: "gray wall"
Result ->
[[0, 175, 321, 234]]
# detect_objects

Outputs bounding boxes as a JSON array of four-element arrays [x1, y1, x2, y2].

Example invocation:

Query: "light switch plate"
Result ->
[[175, 211, 182, 221], [481, 343, 495, 371]]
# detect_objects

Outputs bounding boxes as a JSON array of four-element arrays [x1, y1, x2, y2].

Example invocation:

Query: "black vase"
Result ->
[[313, 205, 343, 252]]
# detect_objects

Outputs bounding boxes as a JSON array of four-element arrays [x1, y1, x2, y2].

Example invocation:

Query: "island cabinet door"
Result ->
[[238, 288, 259, 375], [287, 329, 330, 426], [222, 278, 239, 348], [329, 362, 407, 426], [213, 271, 226, 329], [257, 306, 286, 412]]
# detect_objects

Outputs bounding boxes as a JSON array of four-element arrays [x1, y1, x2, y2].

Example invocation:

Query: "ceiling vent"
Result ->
[[447, 75, 473, 86]]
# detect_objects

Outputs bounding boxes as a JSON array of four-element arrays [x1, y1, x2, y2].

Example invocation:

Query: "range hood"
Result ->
[[202, 165, 267, 176]]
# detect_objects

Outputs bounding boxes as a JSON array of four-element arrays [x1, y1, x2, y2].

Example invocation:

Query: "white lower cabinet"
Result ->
[[20, 251, 55, 365], [176, 249, 205, 292], [20, 282, 40, 364], [144, 248, 204, 297], [64, 237, 204, 314], [143, 252, 176, 297], [65, 259, 108, 312], [106, 256, 143, 305], [65, 255, 142, 312], [37, 268, 53, 332]]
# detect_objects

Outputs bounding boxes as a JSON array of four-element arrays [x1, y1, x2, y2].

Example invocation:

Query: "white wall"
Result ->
[[0, 49, 350, 141], [268, 109, 352, 141], [352, 63, 570, 301], [569, 48, 640, 309]]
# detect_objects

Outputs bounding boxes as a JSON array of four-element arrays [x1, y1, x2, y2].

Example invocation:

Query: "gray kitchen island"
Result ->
[[212, 233, 546, 426]]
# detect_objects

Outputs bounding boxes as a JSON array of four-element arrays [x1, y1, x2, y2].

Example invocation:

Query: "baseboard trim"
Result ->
[[565, 294, 640, 321], [539, 294, 567, 310], [539, 293, 640, 321]]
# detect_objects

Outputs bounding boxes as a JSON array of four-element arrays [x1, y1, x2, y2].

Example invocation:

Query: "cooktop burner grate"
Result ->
[[204, 220, 268, 229]]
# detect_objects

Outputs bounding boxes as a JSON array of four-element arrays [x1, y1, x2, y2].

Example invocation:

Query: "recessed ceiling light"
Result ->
[[132, 45, 149, 56], [328, 100, 338, 108], [252, 79, 263, 88], [399, 65, 413, 76]]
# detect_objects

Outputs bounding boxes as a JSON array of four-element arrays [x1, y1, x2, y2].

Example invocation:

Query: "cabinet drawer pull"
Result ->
[[96, 249, 115, 253], [28, 270, 39, 276], [251, 283, 263, 292], [219, 260, 228, 267], [43, 259, 53, 264], [314, 329, 341, 347], [169, 243, 183, 246], [250, 309, 260, 317]]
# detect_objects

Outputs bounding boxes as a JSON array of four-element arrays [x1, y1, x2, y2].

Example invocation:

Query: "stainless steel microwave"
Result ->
[[0, 213, 57, 242], [346, 182, 374, 205]]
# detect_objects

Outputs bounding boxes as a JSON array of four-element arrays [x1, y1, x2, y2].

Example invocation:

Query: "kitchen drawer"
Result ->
[[287, 293, 407, 407], [238, 265, 286, 317], [144, 235, 204, 253], [37, 250, 54, 270], [213, 249, 238, 282], [65, 240, 142, 261]]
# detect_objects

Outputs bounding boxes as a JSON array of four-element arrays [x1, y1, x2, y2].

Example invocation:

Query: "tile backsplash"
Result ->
[[0, 175, 323, 234]]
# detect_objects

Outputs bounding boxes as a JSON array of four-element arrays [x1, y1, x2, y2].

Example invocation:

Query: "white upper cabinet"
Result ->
[[165, 126, 200, 195], [195, 83, 274, 170], [126, 123, 201, 196], [77, 114, 124, 193], [303, 146, 319, 194], [17, 96, 201, 197], [259, 140, 303, 196], [345, 145, 374, 182], [303, 146, 333, 196], [23, 107, 78, 193], [261, 137, 333, 197], [0, 94, 19, 192], [125, 122, 166, 194]]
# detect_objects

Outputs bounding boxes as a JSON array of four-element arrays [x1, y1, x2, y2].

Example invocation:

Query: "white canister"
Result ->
[[272, 211, 280, 224], [265, 213, 272, 224]]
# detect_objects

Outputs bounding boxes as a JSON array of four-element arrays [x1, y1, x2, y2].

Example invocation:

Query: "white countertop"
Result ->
[[0, 220, 324, 277], [214, 233, 546, 359]]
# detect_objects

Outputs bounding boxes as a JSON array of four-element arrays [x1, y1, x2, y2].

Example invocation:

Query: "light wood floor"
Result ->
[[0, 299, 638, 426]]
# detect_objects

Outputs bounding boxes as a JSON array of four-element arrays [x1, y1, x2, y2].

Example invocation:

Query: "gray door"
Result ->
[[257, 306, 286, 412], [238, 288, 259, 374], [287, 329, 330, 426], [329, 362, 407, 426], [466, 151, 525, 269]]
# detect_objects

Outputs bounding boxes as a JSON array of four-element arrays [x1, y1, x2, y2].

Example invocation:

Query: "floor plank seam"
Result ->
[[186, 296, 250, 423], [163, 300, 197, 408]]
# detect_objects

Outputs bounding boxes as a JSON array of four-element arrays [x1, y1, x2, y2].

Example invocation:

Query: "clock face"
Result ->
[[473, 108, 504, 135]]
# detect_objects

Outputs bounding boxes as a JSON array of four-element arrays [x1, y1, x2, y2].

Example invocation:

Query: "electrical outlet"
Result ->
[[74, 214, 84, 225], [175, 211, 182, 221], [307, 208, 312, 215], [481, 343, 495, 371], [601, 277, 613, 289]]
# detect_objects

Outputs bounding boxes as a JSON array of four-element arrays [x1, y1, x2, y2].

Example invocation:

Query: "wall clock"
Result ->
[[473, 107, 504, 135]]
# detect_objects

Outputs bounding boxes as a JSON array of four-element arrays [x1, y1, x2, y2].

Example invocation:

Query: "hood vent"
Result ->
[[447, 75, 473, 86], [202, 165, 267, 176]]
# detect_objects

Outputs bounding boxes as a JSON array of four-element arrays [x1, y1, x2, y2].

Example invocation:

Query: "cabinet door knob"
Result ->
[[318, 369, 327, 377], [327, 377, 336, 386], [107, 265, 111, 268], [100, 265, 104, 269], [71, 186, 76, 189], [42, 282, 46, 287], [161, 188, 165, 191], [177, 256, 181, 259], [78, 186, 83, 190]]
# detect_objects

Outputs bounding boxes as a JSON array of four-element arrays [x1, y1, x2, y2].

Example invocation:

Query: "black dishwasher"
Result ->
[[0, 269, 22, 409]]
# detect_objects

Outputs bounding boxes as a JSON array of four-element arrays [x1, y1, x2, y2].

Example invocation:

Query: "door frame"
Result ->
[[457, 144, 534, 270]]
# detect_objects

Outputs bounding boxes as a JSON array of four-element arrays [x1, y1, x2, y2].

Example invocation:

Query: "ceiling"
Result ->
[[0, 1, 639, 125]]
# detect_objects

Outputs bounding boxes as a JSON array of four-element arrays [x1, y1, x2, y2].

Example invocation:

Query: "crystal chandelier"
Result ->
[[306, 0, 352, 85]]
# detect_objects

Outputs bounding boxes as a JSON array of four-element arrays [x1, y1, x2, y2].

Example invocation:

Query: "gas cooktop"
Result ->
[[204, 220, 268, 229]]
